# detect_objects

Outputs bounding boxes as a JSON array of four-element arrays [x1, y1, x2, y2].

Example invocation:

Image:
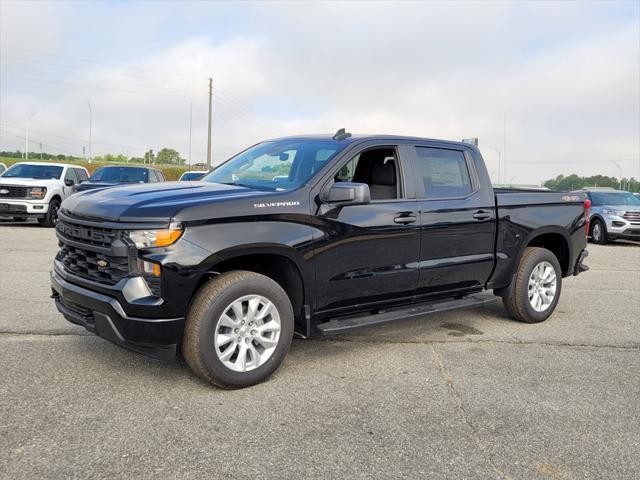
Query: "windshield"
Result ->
[[1, 163, 63, 179], [591, 192, 640, 206], [90, 167, 148, 183], [203, 139, 346, 191], [180, 172, 206, 181]]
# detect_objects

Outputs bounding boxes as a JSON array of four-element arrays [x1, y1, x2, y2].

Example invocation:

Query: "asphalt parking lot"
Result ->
[[0, 220, 639, 480]]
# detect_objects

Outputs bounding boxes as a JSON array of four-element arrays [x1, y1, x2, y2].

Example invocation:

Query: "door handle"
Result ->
[[394, 214, 417, 225], [472, 210, 491, 221]]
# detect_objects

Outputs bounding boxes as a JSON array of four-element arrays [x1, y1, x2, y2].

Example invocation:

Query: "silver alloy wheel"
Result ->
[[592, 222, 602, 241], [527, 261, 557, 312], [214, 294, 281, 372]]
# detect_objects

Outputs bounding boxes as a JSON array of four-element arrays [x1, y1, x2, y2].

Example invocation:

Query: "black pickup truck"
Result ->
[[51, 131, 590, 388]]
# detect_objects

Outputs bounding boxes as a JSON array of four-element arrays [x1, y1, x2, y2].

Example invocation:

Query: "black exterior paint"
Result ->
[[51, 134, 588, 359]]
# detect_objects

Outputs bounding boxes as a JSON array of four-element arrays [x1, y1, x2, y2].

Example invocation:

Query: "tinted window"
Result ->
[[155, 170, 165, 182], [64, 168, 78, 184], [2, 163, 63, 179], [414, 147, 472, 199], [75, 168, 88, 182], [90, 167, 149, 183]]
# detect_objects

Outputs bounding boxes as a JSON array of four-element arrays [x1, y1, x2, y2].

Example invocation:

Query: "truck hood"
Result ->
[[0, 177, 61, 187], [61, 181, 265, 222]]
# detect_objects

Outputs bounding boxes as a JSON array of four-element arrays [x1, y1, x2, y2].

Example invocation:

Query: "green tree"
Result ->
[[156, 148, 183, 165]]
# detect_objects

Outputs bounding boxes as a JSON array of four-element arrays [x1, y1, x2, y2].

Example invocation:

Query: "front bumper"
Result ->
[[51, 268, 184, 361], [603, 216, 640, 240], [0, 200, 48, 218]]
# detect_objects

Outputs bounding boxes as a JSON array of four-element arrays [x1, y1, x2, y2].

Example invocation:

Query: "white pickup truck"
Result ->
[[0, 162, 89, 227]]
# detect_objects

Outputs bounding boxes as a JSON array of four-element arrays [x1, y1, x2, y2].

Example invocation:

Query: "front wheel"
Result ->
[[590, 219, 608, 244], [183, 271, 294, 389], [38, 198, 60, 227], [502, 247, 562, 323]]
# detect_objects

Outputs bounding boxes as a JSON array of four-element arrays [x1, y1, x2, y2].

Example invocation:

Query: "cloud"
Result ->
[[1, 0, 638, 182]]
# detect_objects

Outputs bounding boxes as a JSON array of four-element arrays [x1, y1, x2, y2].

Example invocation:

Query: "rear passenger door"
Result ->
[[410, 144, 496, 297]]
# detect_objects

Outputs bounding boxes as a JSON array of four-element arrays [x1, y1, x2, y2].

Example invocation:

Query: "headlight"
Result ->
[[602, 208, 625, 217], [127, 222, 184, 248], [27, 187, 46, 199]]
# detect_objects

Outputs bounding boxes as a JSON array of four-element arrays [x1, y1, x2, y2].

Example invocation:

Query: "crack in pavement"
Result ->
[[1, 331, 639, 350], [430, 344, 509, 480]]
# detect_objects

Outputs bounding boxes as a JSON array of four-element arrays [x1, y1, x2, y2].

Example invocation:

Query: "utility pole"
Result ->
[[502, 112, 507, 185], [206, 77, 213, 170], [39, 142, 43, 160], [88, 101, 93, 164], [25, 119, 29, 160], [188, 102, 193, 169]]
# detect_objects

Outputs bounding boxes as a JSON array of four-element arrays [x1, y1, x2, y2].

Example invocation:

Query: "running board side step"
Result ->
[[315, 293, 497, 336]]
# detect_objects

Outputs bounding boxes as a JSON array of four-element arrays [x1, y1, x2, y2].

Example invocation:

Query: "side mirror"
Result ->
[[64, 179, 74, 187], [324, 182, 371, 206]]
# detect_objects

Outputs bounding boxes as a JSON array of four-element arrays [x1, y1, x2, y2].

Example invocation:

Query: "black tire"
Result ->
[[590, 218, 608, 244], [183, 270, 294, 389], [502, 247, 562, 324], [39, 198, 60, 227]]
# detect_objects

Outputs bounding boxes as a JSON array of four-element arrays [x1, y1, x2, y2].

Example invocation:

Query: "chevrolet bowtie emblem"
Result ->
[[96, 259, 109, 268]]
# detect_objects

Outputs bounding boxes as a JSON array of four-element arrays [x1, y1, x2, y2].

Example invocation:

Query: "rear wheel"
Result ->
[[590, 219, 608, 244], [39, 198, 60, 227], [183, 271, 294, 389], [502, 247, 562, 323]]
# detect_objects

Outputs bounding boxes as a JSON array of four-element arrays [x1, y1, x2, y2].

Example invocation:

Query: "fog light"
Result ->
[[34, 205, 44, 210]]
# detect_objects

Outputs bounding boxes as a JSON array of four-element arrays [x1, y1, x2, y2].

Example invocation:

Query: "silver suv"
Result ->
[[577, 188, 640, 244]]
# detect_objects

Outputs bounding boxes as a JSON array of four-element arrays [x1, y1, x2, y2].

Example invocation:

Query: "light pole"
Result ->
[[24, 111, 38, 160], [487, 146, 501, 184], [611, 160, 622, 190], [87, 101, 93, 164]]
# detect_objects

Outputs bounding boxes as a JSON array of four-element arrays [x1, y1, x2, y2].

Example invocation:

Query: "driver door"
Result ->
[[313, 144, 421, 313]]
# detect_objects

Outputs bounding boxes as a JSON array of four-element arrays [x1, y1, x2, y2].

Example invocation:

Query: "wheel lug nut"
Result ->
[[250, 330, 257, 336], [233, 328, 239, 334], [245, 338, 250, 344]]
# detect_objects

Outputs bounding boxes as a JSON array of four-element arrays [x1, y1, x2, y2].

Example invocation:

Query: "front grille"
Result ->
[[622, 211, 640, 224], [0, 185, 29, 199], [56, 219, 118, 248], [56, 244, 130, 285]]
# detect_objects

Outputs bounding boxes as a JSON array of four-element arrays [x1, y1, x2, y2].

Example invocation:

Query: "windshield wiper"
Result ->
[[220, 181, 272, 191]]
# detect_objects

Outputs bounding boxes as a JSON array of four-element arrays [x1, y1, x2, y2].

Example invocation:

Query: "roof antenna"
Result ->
[[333, 128, 351, 141]]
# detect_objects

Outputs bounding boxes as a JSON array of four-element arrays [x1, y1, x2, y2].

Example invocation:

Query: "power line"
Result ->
[[1, 59, 210, 95], [1, 44, 206, 82], [1, 72, 209, 100]]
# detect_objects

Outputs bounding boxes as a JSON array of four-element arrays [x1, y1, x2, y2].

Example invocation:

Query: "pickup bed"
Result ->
[[51, 131, 589, 388]]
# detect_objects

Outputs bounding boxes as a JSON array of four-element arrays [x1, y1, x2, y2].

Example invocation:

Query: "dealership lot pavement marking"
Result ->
[[1, 220, 639, 479]]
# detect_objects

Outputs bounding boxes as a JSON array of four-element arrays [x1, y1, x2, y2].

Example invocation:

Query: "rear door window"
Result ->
[[413, 147, 473, 199]]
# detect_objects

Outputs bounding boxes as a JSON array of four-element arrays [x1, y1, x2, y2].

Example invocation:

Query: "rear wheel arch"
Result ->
[[521, 229, 571, 276]]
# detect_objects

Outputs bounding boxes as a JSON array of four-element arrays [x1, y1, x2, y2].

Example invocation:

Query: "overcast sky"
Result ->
[[1, 0, 639, 184]]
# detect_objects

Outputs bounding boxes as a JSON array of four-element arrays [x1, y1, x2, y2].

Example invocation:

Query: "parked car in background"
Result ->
[[0, 163, 7, 175], [577, 187, 640, 243], [72, 166, 166, 193], [0, 162, 89, 226], [178, 170, 207, 181]]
